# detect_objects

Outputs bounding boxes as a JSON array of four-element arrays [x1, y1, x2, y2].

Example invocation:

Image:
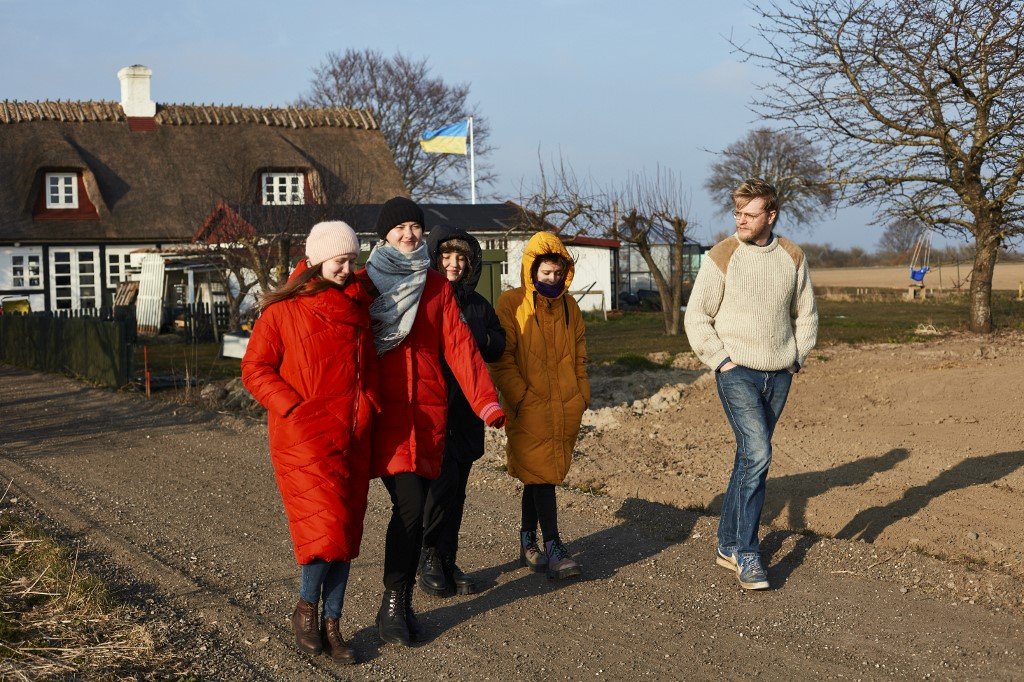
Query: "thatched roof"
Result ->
[[0, 100, 407, 244], [0, 100, 378, 129]]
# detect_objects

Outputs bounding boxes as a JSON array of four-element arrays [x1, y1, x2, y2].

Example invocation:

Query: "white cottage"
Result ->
[[0, 65, 405, 314]]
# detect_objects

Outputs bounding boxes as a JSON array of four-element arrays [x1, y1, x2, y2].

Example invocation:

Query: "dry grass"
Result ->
[[0, 487, 180, 680]]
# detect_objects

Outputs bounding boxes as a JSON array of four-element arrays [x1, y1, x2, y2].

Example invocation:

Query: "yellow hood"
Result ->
[[521, 231, 575, 296]]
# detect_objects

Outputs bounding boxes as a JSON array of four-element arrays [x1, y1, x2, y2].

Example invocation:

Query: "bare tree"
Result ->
[[297, 49, 495, 201], [609, 169, 692, 335], [877, 218, 926, 263], [737, 0, 1024, 332], [512, 152, 604, 235], [704, 127, 835, 230]]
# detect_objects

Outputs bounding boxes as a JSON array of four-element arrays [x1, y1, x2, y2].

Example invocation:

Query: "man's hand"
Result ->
[[787, 362, 800, 374], [719, 361, 738, 373]]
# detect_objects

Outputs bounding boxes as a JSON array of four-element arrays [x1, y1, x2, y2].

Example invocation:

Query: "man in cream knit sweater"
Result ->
[[684, 179, 817, 590]]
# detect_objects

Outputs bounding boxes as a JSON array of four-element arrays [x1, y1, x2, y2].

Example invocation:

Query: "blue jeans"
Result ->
[[715, 366, 792, 555], [299, 560, 351, 620]]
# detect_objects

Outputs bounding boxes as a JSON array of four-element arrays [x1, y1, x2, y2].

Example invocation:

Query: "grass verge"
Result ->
[[135, 292, 1024, 381], [0, 505, 178, 678]]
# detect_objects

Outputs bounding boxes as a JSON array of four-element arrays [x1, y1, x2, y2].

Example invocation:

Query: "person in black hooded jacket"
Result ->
[[418, 224, 506, 597]]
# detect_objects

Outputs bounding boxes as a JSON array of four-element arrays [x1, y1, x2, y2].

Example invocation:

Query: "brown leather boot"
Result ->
[[321, 617, 355, 664], [291, 598, 322, 655]]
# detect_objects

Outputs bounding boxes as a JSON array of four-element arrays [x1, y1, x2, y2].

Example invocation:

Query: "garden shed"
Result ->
[[135, 251, 225, 336]]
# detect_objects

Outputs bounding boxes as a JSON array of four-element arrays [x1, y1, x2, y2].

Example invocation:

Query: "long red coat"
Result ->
[[365, 268, 502, 480], [242, 264, 378, 565]]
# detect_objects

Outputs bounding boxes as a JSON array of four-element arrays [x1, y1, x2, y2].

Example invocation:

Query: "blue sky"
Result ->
[[0, 0, 948, 249]]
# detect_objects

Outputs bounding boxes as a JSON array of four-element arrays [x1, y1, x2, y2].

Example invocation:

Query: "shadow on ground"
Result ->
[[351, 497, 702, 661], [706, 448, 1024, 585], [0, 365, 215, 452]]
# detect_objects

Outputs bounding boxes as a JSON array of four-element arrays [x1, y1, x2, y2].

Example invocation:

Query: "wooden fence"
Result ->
[[0, 313, 134, 388], [180, 302, 231, 342], [135, 302, 231, 342]]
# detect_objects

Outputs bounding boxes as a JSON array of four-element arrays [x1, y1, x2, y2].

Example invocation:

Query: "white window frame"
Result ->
[[11, 254, 42, 289], [106, 251, 134, 287], [45, 172, 79, 209], [50, 248, 99, 310], [261, 172, 305, 205]]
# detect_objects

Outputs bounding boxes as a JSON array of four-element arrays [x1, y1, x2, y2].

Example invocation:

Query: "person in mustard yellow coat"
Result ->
[[490, 231, 590, 580]]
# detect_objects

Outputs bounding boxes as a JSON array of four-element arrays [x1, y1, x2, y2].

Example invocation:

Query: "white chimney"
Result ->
[[117, 65, 156, 117]]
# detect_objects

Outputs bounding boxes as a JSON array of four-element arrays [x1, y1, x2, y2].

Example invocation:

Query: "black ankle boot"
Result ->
[[404, 582, 423, 641], [418, 546, 453, 597], [447, 556, 478, 595], [376, 588, 412, 647]]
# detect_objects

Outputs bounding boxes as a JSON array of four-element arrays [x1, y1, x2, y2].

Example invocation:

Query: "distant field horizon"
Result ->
[[810, 261, 1024, 290]]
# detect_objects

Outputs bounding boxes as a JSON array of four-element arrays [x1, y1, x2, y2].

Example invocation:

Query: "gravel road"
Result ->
[[1, 364, 1021, 680]]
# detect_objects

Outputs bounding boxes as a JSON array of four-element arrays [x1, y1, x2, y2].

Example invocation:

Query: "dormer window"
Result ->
[[262, 172, 305, 205], [46, 173, 78, 209]]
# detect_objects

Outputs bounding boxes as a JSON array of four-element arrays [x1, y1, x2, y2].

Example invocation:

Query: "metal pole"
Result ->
[[468, 116, 476, 205]]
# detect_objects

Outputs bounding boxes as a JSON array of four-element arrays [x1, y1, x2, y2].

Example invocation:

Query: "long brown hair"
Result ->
[[258, 263, 334, 310]]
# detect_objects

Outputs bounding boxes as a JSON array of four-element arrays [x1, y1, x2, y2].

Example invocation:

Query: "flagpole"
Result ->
[[468, 116, 477, 205]]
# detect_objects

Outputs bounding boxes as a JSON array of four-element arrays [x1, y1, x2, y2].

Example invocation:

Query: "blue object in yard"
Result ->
[[910, 266, 930, 282]]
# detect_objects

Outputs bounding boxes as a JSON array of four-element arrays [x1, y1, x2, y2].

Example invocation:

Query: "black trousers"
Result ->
[[381, 473, 431, 590], [422, 453, 473, 559], [521, 483, 559, 541]]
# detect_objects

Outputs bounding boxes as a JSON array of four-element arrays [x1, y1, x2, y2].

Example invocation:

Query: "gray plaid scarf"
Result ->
[[365, 242, 430, 354]]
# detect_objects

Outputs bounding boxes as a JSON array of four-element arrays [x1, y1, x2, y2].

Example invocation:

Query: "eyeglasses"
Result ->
[[732, 209, 768, 222]]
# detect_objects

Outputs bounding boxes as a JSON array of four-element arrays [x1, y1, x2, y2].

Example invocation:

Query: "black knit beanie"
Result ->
[[375, 196, 425, 239]]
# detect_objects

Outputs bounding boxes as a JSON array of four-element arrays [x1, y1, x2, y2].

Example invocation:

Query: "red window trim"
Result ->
[[33, 171, 99, 221]]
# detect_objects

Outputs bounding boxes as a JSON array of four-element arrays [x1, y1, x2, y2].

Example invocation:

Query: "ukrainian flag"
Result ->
[[420, 120, 469, 155]]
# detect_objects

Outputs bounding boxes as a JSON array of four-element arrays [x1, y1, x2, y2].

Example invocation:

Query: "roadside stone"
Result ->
[[670, 353, 704, 370], [646, 351, 672, 365], [200, 383, 228, 403], [224, 377, 245, 393], [223, 380, 258, 411]]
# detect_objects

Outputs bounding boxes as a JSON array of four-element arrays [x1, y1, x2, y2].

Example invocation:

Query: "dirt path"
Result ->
[[1, 364, 1022, 679], [548, 331, 1024, 593]]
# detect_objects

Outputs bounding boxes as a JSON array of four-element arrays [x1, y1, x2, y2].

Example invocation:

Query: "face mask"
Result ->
[[534, 278, 563, 298]]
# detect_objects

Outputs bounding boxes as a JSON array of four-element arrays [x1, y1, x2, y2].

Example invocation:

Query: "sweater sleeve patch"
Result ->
[[777, 237, 805, 270], [707, 236, 741, 276]]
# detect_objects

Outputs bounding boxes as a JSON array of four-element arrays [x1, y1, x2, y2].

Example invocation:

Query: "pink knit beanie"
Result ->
[[305, 221, 359, 266]]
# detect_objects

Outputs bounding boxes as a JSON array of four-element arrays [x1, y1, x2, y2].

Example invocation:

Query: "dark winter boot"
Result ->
[[418, 546, 454, 597], [448, 557, 478, 595], [545, 538, 582, 580], [404, 582, 423, 641], [291, 598, 322, 655], [376, 588, 412, 647], [519, 530, 548, 572], [321, 617, 355, 664]]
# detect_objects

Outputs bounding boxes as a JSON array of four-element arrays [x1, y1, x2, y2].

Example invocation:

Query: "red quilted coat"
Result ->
[[365, 268, 502, 480], [242, 262, 379, 565]]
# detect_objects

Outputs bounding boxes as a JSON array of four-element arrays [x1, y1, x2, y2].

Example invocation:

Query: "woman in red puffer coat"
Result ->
[[242, 221, 376, 665], [359, 197, 505, 648]]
